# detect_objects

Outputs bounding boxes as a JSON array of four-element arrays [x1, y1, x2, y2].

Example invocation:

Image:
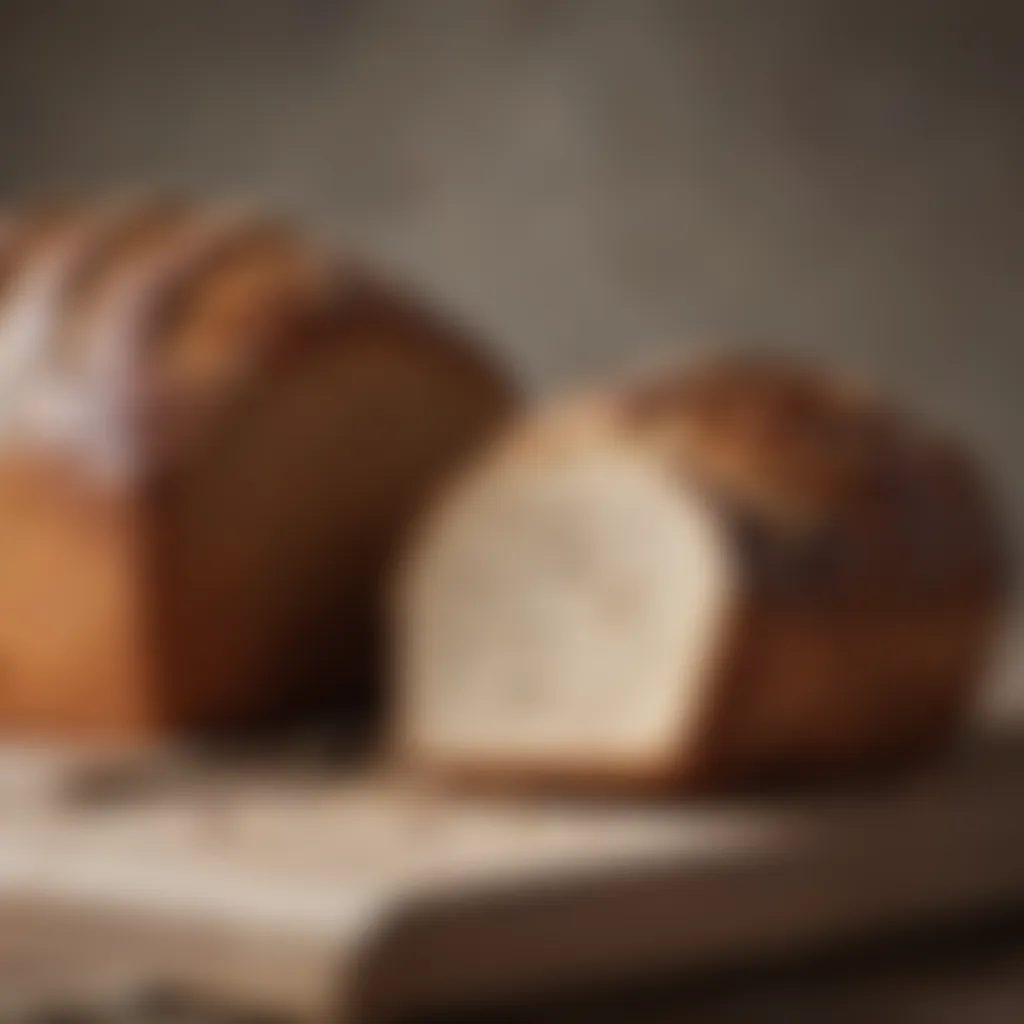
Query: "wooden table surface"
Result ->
[[0, 648, 1022, 1021]]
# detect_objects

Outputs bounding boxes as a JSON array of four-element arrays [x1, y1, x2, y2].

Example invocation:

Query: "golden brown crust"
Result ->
[[0, 198, 517, 488], [0, 195, 517, 740], [44, 209, 290, 476], [403, 353, 1009, 792], [654, 358, 1008, 786], [0, 203, 83, 288]]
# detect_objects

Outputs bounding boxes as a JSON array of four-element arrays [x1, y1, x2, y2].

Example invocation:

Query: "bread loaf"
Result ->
[[397, 355, 1009, 791], [0, 197, 515, 739]]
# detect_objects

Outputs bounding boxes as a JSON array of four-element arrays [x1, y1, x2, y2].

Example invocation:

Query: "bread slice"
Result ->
[[397, 356, 1010, 791], [0, 197, 515, 740]]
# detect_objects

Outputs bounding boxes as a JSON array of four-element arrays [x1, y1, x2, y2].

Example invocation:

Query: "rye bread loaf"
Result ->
[[397, 355, 1009, 792], [0, 197, 515, 739]]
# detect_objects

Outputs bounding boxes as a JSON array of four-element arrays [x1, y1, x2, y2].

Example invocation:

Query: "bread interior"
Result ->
[[402, 446, 734, 770]]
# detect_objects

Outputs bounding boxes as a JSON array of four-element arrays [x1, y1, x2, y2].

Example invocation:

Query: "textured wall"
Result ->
[[0, 0, 1021, 537]]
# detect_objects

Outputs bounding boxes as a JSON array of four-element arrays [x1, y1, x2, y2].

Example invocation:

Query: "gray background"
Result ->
[[0, 0, 1021, 541]]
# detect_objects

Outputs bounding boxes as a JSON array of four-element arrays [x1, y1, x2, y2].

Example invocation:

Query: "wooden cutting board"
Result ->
[[2, 684, 1024, 1022]]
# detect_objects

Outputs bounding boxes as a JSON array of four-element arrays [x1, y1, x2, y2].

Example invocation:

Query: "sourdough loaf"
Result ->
[[0, 197, 515, 739], [398, 355, 1009, 791]]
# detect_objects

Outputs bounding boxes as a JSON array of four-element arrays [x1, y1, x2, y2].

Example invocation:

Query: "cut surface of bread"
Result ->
[[402, 444, 734, 776], [0, 196, 515, 741], [398, 356, 1010, 792]]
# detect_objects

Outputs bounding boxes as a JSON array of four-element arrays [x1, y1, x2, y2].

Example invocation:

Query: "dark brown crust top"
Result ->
[[0, 204, 86, 309], [620, 353, 1009, 605], [0, 197, 516, 487], [52, 211, 315, 477]]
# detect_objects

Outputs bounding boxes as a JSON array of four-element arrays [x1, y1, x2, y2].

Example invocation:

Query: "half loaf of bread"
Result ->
[[398, 355, 1009, 791]]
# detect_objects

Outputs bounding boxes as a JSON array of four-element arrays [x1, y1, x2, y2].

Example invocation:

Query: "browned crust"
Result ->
[[0, 200, 189, 363], [53, 197, 193, 346], [0, 208, 303, 481], [401, 354, 1010, 793], [663, 360, 1009, 787], [5, 201, 515, 483], [0, 195, 518, 741], [0, 191, 518, 485], [0, 204, 86, 317], [394, 744, 702, 800]]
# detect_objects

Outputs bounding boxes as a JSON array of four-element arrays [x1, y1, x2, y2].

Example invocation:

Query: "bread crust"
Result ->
[[0, 196, 516, 739], [400, 354, 1009, 792]]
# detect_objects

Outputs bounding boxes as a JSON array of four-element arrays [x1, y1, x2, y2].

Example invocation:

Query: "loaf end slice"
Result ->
[[397, 400, 739, 791], [397, 357, 1010, 792]]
